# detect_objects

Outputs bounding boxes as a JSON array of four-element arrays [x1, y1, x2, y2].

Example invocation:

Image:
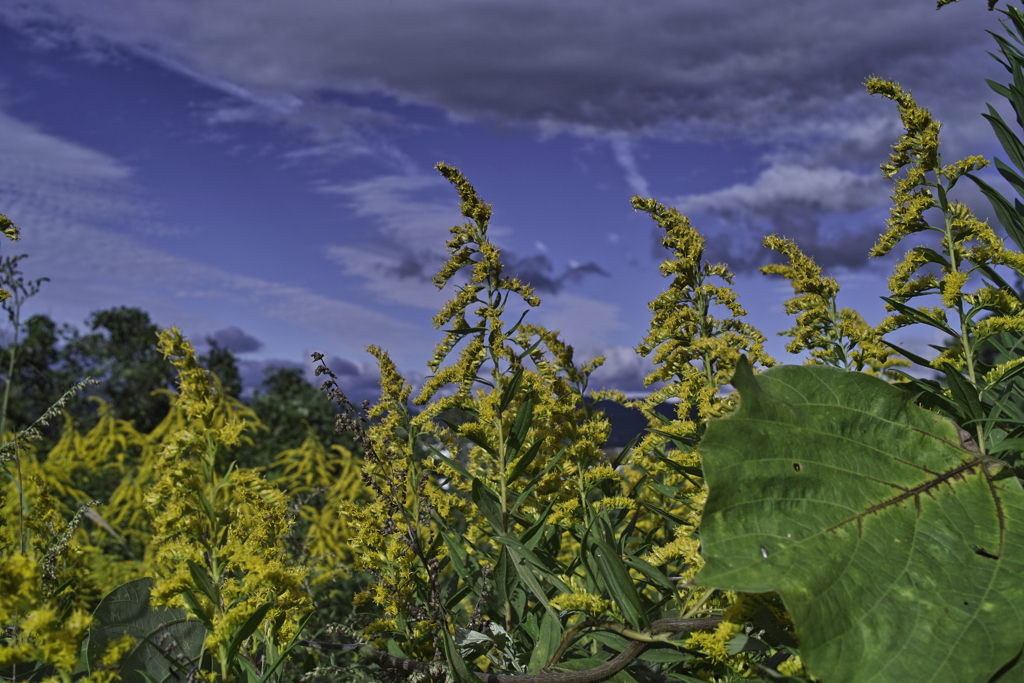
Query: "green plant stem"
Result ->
[[681, 587, 716, 619], [941, 199, 988, 456], [0, 282, 25, 552], [352, 616, 723, 683]]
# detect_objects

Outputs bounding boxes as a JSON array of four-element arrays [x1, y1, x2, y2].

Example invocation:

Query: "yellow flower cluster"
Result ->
[[0, 552, 131, 683], [761, 234, 910, 379], [146, 328, 310, 669]]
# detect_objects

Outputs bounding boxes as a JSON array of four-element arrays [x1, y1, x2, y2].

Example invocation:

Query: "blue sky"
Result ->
[[0, 0, 1019, 405]]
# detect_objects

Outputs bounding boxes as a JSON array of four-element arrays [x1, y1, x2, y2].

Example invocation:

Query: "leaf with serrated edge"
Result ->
[[696, 357, 1024, 683]]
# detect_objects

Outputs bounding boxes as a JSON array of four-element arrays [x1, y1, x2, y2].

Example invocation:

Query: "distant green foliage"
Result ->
[[200, 338, 243, 399], [234, 366, 358, 472]]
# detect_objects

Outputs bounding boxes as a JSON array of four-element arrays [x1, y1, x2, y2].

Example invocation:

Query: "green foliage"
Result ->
[[760, 235, 910, 380], [0, 307, 177, 452], [145, 328, 311, 683], [691, 5, 1024, 681], [311, 163, 777, 681], [200, 338, 243, 399], [235, 366, 357, 472], [4, 3, 1024, 683], [85, 578, 205, 683], [697, 358, 1024, 683], [72, 307, 177, 436]]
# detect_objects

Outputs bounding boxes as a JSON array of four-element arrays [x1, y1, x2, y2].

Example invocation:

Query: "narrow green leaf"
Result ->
[[225, 602, 274, 673], [611, 432, 643, 468], [996, 157, 1024, 201], [506, 545, 559, 622], [987, 78, 1012, 101], [528, 609, 562, 673], [442, 325, 488, 335], [511, 446, 569, 514], [882, 340, 937, 369], [438, 527, 471, 579], [462, 432, 498, 459], [237, 655, 262, 683], [890, 371, 966, 422], [622, 555, 676, 592], [648, 480, 683, 499], [971, 263, 1021, 304], [965, 172, 1024, 252], [639, 500, 690, 527], [196, 490, 216, 526], [498, 366, 525, 415], [507, 439, 543, 483], [495, 534, 571, 592], [941, 363, 985, 424], [386, 638, 407, 658], [186, 560, 219, 608], [990, 437, 1024, 456], [880, 297, 957, 337], [984, 358, 1024, 392], [517, 338, 544, 362], [936, 181, 950, 214], [506, 396, 534, 462], [985, 106, 1024, 172], [424, 441, 473, 480], [505, 309, 530, 340], [493, 544, 518, 608], [726, 634, 770, 655], [589, 538, 649, 630], [444, 581, 474, 612], [441, 629, 476, 682], [911, 246, 952, 270], [520, 498, 557, 548], [258, 610, 313, 682], [180, 590, 213, 631], [646, 427, 695, 457], [472, 478, 504, 533]]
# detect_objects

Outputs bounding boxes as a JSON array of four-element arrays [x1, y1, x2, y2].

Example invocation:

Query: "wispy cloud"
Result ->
[[609, 133, 649, 197], [668, 155, 893, 270], [320, 173, 612, 309], [0, 106, 422, 361]]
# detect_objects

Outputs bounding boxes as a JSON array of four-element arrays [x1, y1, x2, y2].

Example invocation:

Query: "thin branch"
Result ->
[[302, 616, 722, 683]]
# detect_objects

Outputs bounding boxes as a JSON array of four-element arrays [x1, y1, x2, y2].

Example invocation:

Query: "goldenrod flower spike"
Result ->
[[760, 234, 910, 379], [865, 74, 1024, 455], [630, 196, 774, 466]]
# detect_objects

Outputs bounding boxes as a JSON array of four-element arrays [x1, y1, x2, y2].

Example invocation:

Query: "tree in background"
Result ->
[[0, 306, 177, 449], [1, 314, 78, 446], [72, 307, 177, 435], [200, 337, 243, 399], [234, 366, 357, 472]]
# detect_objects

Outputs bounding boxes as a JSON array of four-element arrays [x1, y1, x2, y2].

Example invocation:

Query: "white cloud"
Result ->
[[674, 160, 889, 217], [609, 133, 649, 197], [532, 292, 625, 356], [318, 172, 525, 308], [586, 344, 666, 398]]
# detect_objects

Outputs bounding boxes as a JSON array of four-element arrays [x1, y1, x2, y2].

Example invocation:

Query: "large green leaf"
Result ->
[[87, 578, 206, 683], [696, 358, 1024, 683]]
